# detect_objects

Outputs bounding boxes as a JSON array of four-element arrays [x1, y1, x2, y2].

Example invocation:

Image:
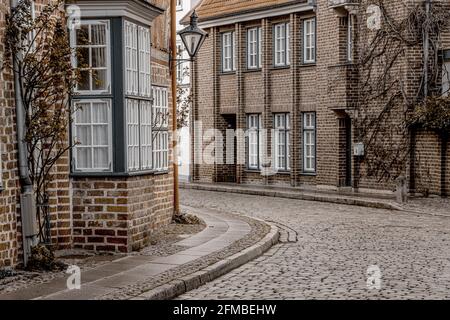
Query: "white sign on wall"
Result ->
[[366, 4, 382, 31]]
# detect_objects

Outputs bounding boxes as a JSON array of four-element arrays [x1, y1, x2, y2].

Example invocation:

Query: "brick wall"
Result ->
[[0, 0, 175, 266], [0, 0, 20, 267], [191, 0, 450, 197]]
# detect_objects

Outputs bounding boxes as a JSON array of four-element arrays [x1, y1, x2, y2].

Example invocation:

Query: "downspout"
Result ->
[[441, 132, 448, 197], [171, 0, 180, 216], [11, 0, 39, 267]]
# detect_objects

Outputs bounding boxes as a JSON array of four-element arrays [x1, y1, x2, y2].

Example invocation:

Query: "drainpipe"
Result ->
[[11, 0, 39, 267], [171, 0, 180, 216]]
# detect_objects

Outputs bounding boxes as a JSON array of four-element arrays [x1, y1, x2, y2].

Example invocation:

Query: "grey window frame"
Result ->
[[273, 113, 291, 172], [221, 31, 236, 73], [246, 114, 262, 170], [247, 27, 262, 70], [302, 17, 317, 64], [302, 112, 317, 173], [273, 22, 290, 67]]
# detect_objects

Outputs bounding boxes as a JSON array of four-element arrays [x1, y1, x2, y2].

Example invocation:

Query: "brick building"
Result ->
[[188, 0, 450, 196], [0, 0, 176, 267]]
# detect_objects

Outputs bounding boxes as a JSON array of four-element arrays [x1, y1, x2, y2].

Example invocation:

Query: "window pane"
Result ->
[[92, 69, 107, 91], [76, 47, 90, 67], [77, 148, 91, 169], [76, 25, 89, 45], [75, 103, 91, 123], [93, 125, 108, 145], [92, 102, 108, 123], [78, 70, 90, 91], [92, 47, 106, 68], [93, 147, 109, 168], [76, 126, 91, 145], [91, 24, 106, 45]]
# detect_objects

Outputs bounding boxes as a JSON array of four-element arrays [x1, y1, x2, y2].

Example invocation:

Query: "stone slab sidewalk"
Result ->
[[0, 208, 278, 300]]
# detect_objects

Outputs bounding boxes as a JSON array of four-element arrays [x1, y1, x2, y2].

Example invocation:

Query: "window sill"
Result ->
[[301, 172, 317, 176], [243, 68, 262, 73], [299, 62, 316, 68], [271, 65, 291, 71], [70, 170, 168, 178], [220, 71, 236, 76], [244, 169, 261, 174], [275, 170, 291, 175]]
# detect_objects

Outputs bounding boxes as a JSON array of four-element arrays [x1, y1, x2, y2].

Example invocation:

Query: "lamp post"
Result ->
[[171, 8, 207, 216]]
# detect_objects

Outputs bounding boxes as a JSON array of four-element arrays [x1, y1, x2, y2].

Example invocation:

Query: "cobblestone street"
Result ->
[[179, 189, 450, 300]]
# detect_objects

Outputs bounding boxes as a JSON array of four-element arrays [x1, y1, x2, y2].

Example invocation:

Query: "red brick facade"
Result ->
[[190, 0, 450, 196], [0, 0, 174, 267]]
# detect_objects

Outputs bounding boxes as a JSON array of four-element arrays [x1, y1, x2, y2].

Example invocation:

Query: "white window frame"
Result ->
[[286, 23, 291, 66], [127, 99, 140, 171], [303, 18, 316, 64], [247, 27, 261, 69], [274, 23, 290, 67], [70, 20, 112, 95], [347, 15, 353, 62], [274, 113, 290, 171], [233, 32, 237, 71], [247, 114, 261, 170], [152, 87, 169, 172], [125, 20, 139, 96], [302, 112, 316, 173], [138, 26, 152, 97], [72, 99, 113, 172], [258, 27, 263, 68], [126, 99, 153, 172], [222, 31, 236, 72]]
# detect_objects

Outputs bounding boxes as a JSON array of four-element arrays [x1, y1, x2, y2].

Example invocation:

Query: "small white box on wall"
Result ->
[[354, 142, 365, 157]]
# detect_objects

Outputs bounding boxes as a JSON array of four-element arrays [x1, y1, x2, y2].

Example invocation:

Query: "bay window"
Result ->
[[69, 1, 166, 175], [274, 23, 290, 67], [303, 18, 316, 64], [274, 113, 290, 171], [247, 114, 262, 170], [303, 112, 316, 173]]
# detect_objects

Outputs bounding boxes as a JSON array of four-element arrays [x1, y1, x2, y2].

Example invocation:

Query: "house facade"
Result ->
[[188, 0, 450, 196], [0, 0, 175, 268]]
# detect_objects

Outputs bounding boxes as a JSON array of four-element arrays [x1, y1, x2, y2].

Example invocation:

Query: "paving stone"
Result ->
[[178, 189, 450, 300]]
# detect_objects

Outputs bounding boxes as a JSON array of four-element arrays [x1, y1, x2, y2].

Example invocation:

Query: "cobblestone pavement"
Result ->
[[179, 189, 450, 300]]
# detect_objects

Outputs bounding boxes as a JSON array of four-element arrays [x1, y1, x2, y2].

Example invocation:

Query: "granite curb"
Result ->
[[134, 219, 280, 300]]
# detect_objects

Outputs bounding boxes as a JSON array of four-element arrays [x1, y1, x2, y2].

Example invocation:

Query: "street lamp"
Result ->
[[177, 11, 207, 61]]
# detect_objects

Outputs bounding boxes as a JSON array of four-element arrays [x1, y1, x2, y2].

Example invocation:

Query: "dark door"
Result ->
[[345, 116, 352, 187], [221, 115, 237, 183]]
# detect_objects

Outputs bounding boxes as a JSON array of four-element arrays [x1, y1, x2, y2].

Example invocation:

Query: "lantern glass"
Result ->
[[181, 32, 202, 57]]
